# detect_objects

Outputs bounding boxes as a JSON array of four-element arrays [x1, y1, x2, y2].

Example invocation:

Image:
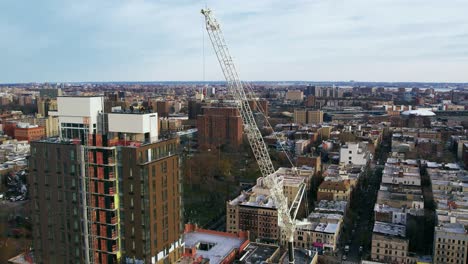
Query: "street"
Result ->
[[338, 140, 389, 262]]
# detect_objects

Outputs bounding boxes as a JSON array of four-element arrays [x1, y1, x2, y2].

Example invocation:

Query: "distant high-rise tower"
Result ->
[[197, 106, 242, 150]]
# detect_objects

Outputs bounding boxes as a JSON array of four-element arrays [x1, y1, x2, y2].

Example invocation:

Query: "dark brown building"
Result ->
[[305, 95, 316, 108], [29, 136, 183, 264], [29, 140, 85, 264], [156, 101, 170, 118], [197, 107, 243, 150], [120, 138, 182, 263], [463, 143, 468, 168], [188, 100, 204, 120]]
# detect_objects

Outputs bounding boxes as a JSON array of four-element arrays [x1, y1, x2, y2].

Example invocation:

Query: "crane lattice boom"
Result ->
[[201, 8, 297, 263]]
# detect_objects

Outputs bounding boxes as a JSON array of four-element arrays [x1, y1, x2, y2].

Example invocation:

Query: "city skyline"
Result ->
[[1, 0, 468, 83]]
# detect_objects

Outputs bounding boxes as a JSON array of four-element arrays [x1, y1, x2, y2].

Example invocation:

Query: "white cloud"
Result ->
[[0, 0, 467, 82]]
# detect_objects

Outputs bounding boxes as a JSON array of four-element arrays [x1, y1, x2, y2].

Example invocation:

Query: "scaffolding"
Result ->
[[82, 117, 121, 264]]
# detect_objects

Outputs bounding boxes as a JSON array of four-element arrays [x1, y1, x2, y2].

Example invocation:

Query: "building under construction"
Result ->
[[29, 96, 183, 264]]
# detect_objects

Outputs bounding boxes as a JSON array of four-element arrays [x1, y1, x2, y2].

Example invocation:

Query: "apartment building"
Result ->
[[381, 159, 421, 186], [294, 214, 342, 252], [180, 224, 249, 264], [197, 106, 242, 150], [427, 162, 468, 264], [285, 90, 304, 101], [29, 96, 183, 264], [307, 110, 323, 124], [433, 223, 468, 264], [293, 109, 323, 125], [371, 221, 409, 263], [339, 142, 371, 166], [294, 109, 307, 124], [226, 169, 306, 241], [14, 123, 45, 142], [317, 181, 351, 202]]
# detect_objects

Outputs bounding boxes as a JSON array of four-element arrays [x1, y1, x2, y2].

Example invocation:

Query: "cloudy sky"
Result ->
[[1, 0, 467, 83]]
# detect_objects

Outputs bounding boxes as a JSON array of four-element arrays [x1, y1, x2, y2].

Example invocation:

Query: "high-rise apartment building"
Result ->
[[285, 90, 304, 102], [305, 95, 316, 108], [29, 96, 183, 264], [307, 110, 323, 124], [293, 109, 307, 124], [187, 100, 204, 120], [293, 109, 323, 124], [156, 101, 170, 118], [312, 86, 342, 98], [29, 140, 85, 264], [39, 87, 63, 98], [197, 106, 242, 150]]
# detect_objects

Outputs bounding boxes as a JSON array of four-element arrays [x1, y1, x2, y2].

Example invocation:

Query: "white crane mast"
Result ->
[[201, 8, 296, 263]]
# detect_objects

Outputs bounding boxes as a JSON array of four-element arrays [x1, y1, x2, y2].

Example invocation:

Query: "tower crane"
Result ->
[[201, 8, 300, 264]]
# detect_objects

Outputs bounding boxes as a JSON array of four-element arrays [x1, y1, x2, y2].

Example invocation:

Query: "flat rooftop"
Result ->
[[308, 212, 343, 222], [435, 222, 467, 235], [240, 243, 280, 264], [230, 191, 276, 209], [282, 249, 315, 264], [295, 219, 340, 234], [374, 203, 406, 213], [314, 200, 348, 214], [184, 230, 246, 264], [373, 221, 406, 238]]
